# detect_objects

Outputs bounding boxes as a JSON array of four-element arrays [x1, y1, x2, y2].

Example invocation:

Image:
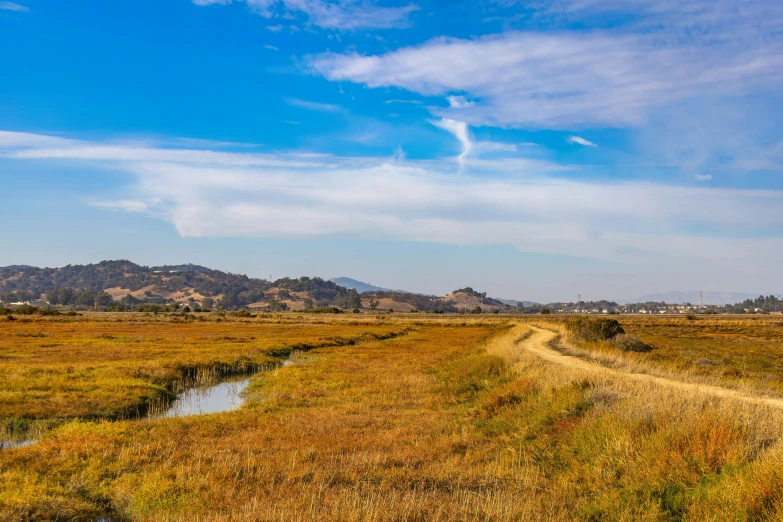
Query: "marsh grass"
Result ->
[[541, 315, 783, 397], [0, 315, 412, 441], [3, 316, 783, 520]]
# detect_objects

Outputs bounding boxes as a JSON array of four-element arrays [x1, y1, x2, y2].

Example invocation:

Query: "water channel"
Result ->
[[1, 357, 293, 449]]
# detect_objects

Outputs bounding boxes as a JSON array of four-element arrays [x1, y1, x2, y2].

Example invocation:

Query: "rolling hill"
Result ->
[[329, 277, 409, 294], [0, 261, 358, 311], [0, 261, 532, 313]]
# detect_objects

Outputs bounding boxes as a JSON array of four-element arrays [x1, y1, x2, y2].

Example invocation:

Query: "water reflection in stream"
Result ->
[[157, 376, 251, 418], [1, 357, 293, 449], [156, 356, 292, 418], [1, 440, 36, 450]]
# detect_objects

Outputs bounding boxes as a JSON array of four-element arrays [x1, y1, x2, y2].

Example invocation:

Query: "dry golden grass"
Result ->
[[2, 314, 783, 520], [0, 313, 408, 428], [540, 315, 783, 396]]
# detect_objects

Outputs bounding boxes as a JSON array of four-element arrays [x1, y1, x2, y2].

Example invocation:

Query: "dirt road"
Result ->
[[515, 325, 783, 410]]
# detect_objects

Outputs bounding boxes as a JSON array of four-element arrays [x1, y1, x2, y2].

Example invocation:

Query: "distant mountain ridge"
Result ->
[[618, 291, 762, 306], [496, 298, 538, 307], [0, 260, 358, 311], [329, 277, 410, 294], [330, 278, 538, 307], [151, 264, 213, 274], [0, 261, 530, 313], [2, 263, 768, 309]]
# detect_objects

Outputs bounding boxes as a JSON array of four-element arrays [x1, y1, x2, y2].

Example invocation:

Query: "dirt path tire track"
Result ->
[[516, 325, 783, 410]]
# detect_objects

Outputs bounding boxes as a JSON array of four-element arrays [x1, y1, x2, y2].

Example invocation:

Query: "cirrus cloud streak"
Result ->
[[309, 29, 783, 130], [2, 130, 782, 272]]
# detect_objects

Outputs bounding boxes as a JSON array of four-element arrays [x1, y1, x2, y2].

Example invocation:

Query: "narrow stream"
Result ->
[[155, 375, 252, 418], [1, 440, 36, 450], [1, 357, 293, 449]]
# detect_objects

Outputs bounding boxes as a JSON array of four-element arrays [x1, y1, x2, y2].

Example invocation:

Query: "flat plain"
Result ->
[[2, 312, 783, 521]]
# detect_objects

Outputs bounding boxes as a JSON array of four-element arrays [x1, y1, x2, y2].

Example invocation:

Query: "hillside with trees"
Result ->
[[724, 295, 783, 314], [0, 261, 359, 312], [3, 261, 777, 315], [0, 262, 532, 314]]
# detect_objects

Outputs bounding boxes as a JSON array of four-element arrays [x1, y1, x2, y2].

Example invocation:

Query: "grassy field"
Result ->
[[546, 315, 783, 396], [0, 313, 411, 436], [2, 314, 783, 520]]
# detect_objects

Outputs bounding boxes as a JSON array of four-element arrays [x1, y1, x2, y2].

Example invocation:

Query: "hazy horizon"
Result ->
[[0, 257, 774, 304]]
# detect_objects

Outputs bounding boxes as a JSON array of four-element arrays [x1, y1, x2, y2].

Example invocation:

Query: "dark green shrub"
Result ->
[[566, 316, 625, 341], [304, 307, 344, 314], [611, 334, 654, 352]]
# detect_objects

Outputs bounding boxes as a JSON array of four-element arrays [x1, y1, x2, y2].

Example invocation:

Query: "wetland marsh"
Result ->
[[3, 313, 783, 520]]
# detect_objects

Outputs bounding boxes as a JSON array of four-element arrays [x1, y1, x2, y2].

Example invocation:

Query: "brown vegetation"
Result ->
[[2, 314, 783, 520], [550, 314, 783, 395], [0, 314, 407, 430]]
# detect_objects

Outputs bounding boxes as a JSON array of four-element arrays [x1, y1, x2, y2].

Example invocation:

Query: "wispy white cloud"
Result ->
[[567, 135, 597, 147], [89, 199, 160, 214], [263, 44, 279, 51], [472, 141, 518, 153], [192, 0, 231, 5], [310, 2, 783, 177], [0, 138, 334, 169], [384, 99, 423, 105], [193, 0, 418, 30], [0, 130, 76, 147], [447, 95, 475, 109], [431, 118, 472, 169], [3, 130, 783, 274], [170, 137, 262, 148], [0, 1, 28, 12], [537, 0, 783, 39], [430, 119, 536, 169], [634, 97, 783, 174], [285, 97, 341, 112], [694, 174, 713, 181], [311, 29, 783, 130]]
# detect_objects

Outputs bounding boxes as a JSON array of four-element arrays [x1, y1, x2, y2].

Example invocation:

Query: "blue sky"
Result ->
[[1, 0, 782, 302]]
